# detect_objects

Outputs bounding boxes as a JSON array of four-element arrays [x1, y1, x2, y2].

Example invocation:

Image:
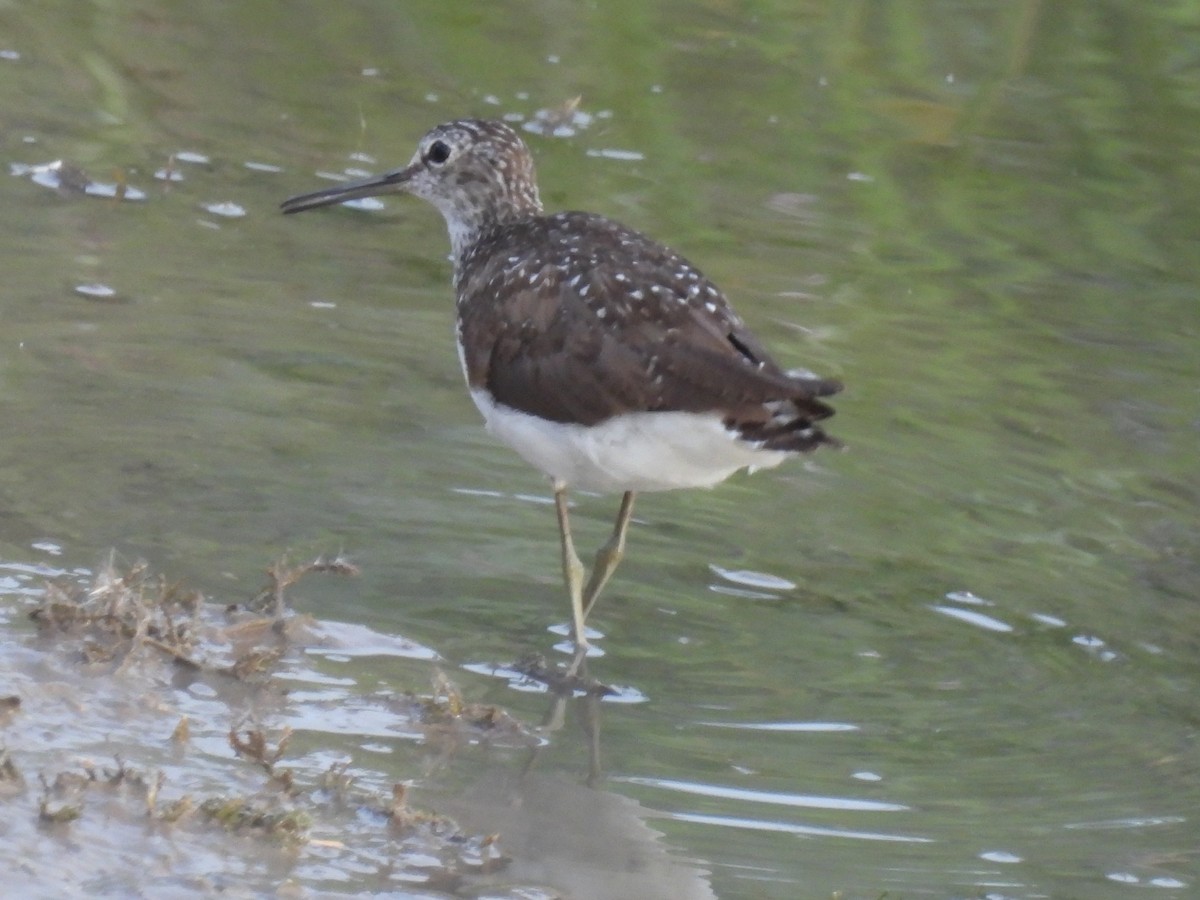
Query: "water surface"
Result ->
[[1, 1, 1197, 897]]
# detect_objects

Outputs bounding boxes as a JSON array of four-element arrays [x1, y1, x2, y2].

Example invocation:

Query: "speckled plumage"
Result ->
[[283, 118, 840, 478], [282, 118, 843, 648], [454, 208, 840, 448]]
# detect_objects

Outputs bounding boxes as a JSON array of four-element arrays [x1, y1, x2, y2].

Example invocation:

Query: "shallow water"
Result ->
[[1, 1, 1198, 897]]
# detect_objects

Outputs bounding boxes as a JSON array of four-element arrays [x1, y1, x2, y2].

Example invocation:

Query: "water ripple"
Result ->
[[699, 720, 859, 733], [1063, 815, 1186, 830], [620, 776, 908, 812], [670, 811, 932, 844], [303, 619, 439, 661], [930, 604, 1014, 633]]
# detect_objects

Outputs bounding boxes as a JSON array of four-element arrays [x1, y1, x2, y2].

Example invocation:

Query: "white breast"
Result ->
[[468, 388, 788, 493]]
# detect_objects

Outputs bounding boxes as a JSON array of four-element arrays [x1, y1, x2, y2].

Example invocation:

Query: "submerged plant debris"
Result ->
[[11, 159, 149, 200], [513, 651, 617, 698], [1, 556, 546, 896]]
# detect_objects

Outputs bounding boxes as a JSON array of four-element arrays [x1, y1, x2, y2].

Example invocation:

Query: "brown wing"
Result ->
[[455, 213, 840, 449]]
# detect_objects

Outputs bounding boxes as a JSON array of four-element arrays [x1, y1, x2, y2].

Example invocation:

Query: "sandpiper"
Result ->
[[281, 118, 841, 653]]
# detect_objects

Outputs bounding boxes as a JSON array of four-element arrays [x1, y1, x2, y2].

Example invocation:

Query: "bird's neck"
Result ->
[[444, 206, 543, 272], [438, 180, 543, 268], [446, 217, 487, 269]]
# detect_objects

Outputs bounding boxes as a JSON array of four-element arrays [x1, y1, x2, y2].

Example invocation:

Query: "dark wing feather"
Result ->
[[455, 213, 841, 451]]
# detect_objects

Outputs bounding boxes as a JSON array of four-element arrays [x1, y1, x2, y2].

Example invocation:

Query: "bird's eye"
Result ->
[[426, 140, 451, 164]]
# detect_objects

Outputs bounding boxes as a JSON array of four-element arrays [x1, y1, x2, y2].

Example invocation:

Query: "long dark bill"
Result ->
[[280, 164, 417, 215]]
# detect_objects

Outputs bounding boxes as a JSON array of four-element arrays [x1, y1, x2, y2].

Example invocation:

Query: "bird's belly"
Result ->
[[468, 389, 788, 493]]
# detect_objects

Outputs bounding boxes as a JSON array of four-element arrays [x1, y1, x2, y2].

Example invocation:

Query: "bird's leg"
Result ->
[[553, 480, 590, 650], [580, 491, 636, 620]]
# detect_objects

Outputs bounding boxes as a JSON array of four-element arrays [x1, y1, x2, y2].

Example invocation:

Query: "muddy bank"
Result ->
[[0, 556, 712, 898]]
